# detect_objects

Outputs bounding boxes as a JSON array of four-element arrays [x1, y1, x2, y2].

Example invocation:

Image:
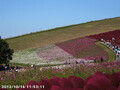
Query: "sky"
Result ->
[[0, 0, 120, 39]]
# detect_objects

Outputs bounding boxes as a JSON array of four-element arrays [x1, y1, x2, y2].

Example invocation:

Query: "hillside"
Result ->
[[6, 17, 120, 51]]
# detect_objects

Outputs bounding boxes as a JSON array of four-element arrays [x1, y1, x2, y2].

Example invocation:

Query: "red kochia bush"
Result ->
[[23, 80, 39, 90], [84, 84, 99, 90], [0, 88, 7, 90], [104, 73, 110, 78], [87, 75, 112, 90], [108, 72, 120, 87], [38, 79, 51, 89], [84, 76, 93, 84], [106, 86, 118, 90], [68, 75, 77, 79], [26, 80, 38, 85], [87, 29, 120, 45], [59, 78, 74, 88], [48, 78, 60, 86], [50, 85, 64, 90], [94, 71, 104, 76], [70, 76, 85, 89], [23, 71, 120, 90], [118, 85, 120, 90]]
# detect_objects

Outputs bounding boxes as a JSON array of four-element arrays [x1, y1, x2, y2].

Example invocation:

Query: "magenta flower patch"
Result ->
[[56, 37, 108, 60]]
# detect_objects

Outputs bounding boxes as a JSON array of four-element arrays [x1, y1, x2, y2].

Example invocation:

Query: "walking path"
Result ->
[[100, 42, 120, 61]]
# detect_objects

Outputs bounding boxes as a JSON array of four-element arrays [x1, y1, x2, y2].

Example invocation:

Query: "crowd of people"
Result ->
[[94, 57, 103, 63], [93, 37, 120, 63], [64, 60, 84, 65], [0, 64, 21, 71], [101, 37, 120, 58]]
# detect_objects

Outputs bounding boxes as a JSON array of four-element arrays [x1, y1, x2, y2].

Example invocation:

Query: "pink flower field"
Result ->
[[56, 37, 108, 61], [37, 37, 108, 62], [37, 44, 74, 61]]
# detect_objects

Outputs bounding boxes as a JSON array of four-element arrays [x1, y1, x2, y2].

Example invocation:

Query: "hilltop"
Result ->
[[6, 17, 120, 51]]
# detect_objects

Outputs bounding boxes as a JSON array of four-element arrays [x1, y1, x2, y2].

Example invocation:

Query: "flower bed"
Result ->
[[37, 44, 74, 61], [20, 71, 120, 90], [87, 29, 120, 45], [56, 37, 108, 60], [0, 62, 120, 89], [11, 48, 47, 65]]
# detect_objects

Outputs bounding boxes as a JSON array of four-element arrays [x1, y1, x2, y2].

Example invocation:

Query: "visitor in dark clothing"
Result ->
[[94, 58, 96, 63], [101, 57, 103, 63]]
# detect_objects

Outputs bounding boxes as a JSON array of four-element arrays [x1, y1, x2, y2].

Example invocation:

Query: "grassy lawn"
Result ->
[[95, 42, 116, 62]]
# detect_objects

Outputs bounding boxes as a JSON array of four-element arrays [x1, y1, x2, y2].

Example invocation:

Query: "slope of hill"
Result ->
[[6, 17, 120, 51]]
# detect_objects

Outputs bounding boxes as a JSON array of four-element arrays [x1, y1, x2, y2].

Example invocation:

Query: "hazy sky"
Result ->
[[0, 0, 120, 39]]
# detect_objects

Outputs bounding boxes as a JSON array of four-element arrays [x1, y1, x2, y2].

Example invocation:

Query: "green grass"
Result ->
[[9, 63, 30, 67], [95, 42, 116, 62], [75, 44, 107, 59], [5, 17, 120, 51]]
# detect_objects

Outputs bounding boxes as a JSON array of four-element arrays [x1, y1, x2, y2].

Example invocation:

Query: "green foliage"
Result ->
[[0, 36, 14, 64]]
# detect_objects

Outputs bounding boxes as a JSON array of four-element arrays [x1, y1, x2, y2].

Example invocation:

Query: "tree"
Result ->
[[0, 36, 14, 64]]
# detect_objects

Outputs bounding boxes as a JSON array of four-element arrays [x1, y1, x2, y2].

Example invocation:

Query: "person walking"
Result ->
[[75, 61, 78, 64], [101, 57, 103, 63], [117, 53, 119, 58], [65, 61, 68, 65], [112, 45, 115, 50], [94, 58, 96, 63], [118, 50, 120, 54], [112, 37, 115, 42], [115, 48, 118, 53]]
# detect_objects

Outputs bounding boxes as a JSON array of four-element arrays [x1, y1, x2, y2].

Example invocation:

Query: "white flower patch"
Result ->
[[10, 44, 94, 65], [11, 48, 48, 65]]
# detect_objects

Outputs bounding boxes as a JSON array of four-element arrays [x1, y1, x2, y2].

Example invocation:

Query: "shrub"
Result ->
[[0, 36, 14, 64]]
